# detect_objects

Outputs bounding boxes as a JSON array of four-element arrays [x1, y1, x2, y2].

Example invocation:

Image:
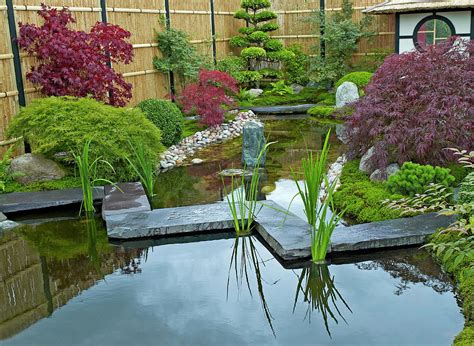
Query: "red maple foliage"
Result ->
[[178, 69, 239, 126], [18, 5, 133, 107], [346, 38, 474, 168]]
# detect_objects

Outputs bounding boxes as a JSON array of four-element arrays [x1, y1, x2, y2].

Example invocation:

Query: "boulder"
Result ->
[[242, 121, 266, 167], [336, 123, 350, 144], [291, 84, 304, 94], [10, 154, 66, 185], [370, 164, 400, 182], [336, 81, 359, 108], [247, 88, 264, 98], [359, 146, 377, 174], [0, 212, 6, 222]]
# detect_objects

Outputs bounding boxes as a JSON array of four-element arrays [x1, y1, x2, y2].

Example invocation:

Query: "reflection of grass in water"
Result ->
[[227, 236, 277, 337], [293, 263, 352, 337]]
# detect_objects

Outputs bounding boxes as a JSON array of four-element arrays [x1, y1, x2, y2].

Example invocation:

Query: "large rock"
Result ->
[[370, 163, 400, 182], [0, 212, 6, 222], [336, 81, 359, 108], [359, 146, 377, 174], [10, 154, 66, 185], [247, 88, 263, 98], [336, 123, 350, 144], [242, 121, 266, 167], [291, 84, 304, 94]]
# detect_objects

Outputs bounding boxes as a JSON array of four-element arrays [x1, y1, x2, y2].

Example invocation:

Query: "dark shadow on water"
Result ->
[[293, 262, 352, 337]]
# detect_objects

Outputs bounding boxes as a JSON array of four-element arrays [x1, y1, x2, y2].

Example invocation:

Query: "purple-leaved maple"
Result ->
[[18, 4, 133, 107], [347, 37, 474, 168]]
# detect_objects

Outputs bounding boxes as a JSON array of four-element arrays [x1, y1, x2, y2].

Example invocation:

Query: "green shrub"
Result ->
[[307, 106, 335, 118], [316, 92, 336, 106], [0, 146, 14, 191], [259, 68, 282, 79], [7, 97, 164, 181], [333, 160, 402, 223], [265, 80, 293, 96], [387, 162, 455, 196], [335, 71, 373, 90], [137, 99, 183, 147], [447, 163, 469, 185], [459, 172, 474, 204], [264, 39, 283, 52], [248, 31, 269, 43], [241, 47, 267, 60], [234, 70, 263, 84], [283, 44, 310, 85]]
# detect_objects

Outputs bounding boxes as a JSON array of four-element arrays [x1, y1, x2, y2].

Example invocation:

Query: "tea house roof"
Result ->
[[364, 0, 474, 14]]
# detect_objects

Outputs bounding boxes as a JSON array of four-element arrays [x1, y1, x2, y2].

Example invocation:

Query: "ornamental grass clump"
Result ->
[[126, 141, 156, 199], [293, 131, 343, 262], [346, 38, 473, 169]]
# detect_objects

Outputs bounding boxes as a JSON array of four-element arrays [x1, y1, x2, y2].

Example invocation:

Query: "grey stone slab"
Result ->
[[330, 213, 454, 252], [255, 201, 312, 261], [245, 104, 317, 115], [0, 212, 6, 222], [106, 202, 235, 239], [0, 187, 104, 214], [102, 182, 151, 220]]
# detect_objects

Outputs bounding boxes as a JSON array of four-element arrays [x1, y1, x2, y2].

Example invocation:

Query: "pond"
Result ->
[[0, 218, 464, 345], [152, 118, 344, 221]]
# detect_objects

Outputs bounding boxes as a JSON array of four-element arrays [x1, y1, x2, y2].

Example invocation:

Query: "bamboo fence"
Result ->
[[0, 0, 395, 147]]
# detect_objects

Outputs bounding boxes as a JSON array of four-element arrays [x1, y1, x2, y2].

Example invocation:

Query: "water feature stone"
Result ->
[[0, 220, 18, 230], [247, 88, 263, 98], [242, 121, 266, 167], [370, 163, 400, 182], [336, 81, 359, 108], [0, 187, 104, 214], [102, 182, 151, 220], [359, 146, 376, 174], [191, 158, 204, 165], [10, 153, 66, 184]]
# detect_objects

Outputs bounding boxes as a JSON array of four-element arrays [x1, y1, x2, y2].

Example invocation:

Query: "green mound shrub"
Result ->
[[137, 99, 183, 147], [333, 160, 402, 223], [459, 172, 474, 204], [387, 162, 455, 196], [335, 71, 373, 90], [316, 92, 336, 106], [7, 97, 163, 181], [307, 106, 335, 118]]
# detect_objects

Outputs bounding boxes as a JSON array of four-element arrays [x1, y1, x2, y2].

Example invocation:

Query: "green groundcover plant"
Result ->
[[7, 97, 163, 181], [335, 71, 373, 90], [138, 99, 183, 147], [387, 162, 455, 196]]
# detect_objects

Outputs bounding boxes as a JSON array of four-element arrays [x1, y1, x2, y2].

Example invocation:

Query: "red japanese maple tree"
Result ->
[[178, 70, 238, 126], [346, 38, 474, 168], [18, 5, 133, 107]]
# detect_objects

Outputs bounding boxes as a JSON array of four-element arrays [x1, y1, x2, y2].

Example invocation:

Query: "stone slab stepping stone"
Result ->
[[245, 104, 317, 115], [0, 187, 104, 214], [106, 202, 235, 239], [102, 182, 151, 220], [330, 213, 454, 252]]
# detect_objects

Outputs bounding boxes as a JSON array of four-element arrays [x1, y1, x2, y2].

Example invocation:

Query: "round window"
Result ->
[[413, 15, 455, 51]]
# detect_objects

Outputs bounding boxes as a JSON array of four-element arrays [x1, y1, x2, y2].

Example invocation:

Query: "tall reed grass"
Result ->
[[126, 141, 156, 198], [73, 139, 116, 215], [293, 130, 344, 262], [224, 142, 273, 235]]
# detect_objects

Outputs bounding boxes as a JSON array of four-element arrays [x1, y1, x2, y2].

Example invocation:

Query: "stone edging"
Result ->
[[159, 110, 259, 170]]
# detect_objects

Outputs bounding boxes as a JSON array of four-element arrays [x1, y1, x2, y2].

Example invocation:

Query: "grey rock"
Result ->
[[242, 121, 266, 167], [102, 182, 151, 220], [0, 220, 18, 231], [336, 123, 350, 144], [247, 88, 264, 98], [370, 163, 400, 182], [246, 104, 317, 115], [0, 212, 7, 222], [191, 158, 204, 165], [336, 81, 359, 108], [291, 84, 304, 94], [10, 153, 67, 185], [0, 187, 104, 214], [359, 146, 376, 174]]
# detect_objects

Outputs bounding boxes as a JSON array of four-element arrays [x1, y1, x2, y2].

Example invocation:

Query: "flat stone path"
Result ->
[[106, 200, 453, 261], [245, 104, 316, 115], [102, 183, 151, 220], [0, 187, 104, 214]]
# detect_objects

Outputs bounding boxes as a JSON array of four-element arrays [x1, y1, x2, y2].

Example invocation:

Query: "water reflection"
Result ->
[[293, 263, 352, 337], [227, 236, 277, 336]]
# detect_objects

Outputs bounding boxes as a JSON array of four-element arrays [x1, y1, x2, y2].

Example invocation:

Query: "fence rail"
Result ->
[[0, 0, 394, 146]]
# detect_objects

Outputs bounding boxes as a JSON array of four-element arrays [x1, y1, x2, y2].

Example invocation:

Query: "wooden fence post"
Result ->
[[6, 0, 26, 107], [210, 0, 217, 64], [320, 0, 326, 58], [164, 0, 175, 96]]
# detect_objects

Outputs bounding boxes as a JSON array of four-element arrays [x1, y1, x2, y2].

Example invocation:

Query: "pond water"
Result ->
[[0, 218, 464, 345], [152, 118, 343, 221]]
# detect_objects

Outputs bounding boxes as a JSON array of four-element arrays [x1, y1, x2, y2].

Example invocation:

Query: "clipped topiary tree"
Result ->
[[137, 99, 184, 147], [230, 0, 294, 86]]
